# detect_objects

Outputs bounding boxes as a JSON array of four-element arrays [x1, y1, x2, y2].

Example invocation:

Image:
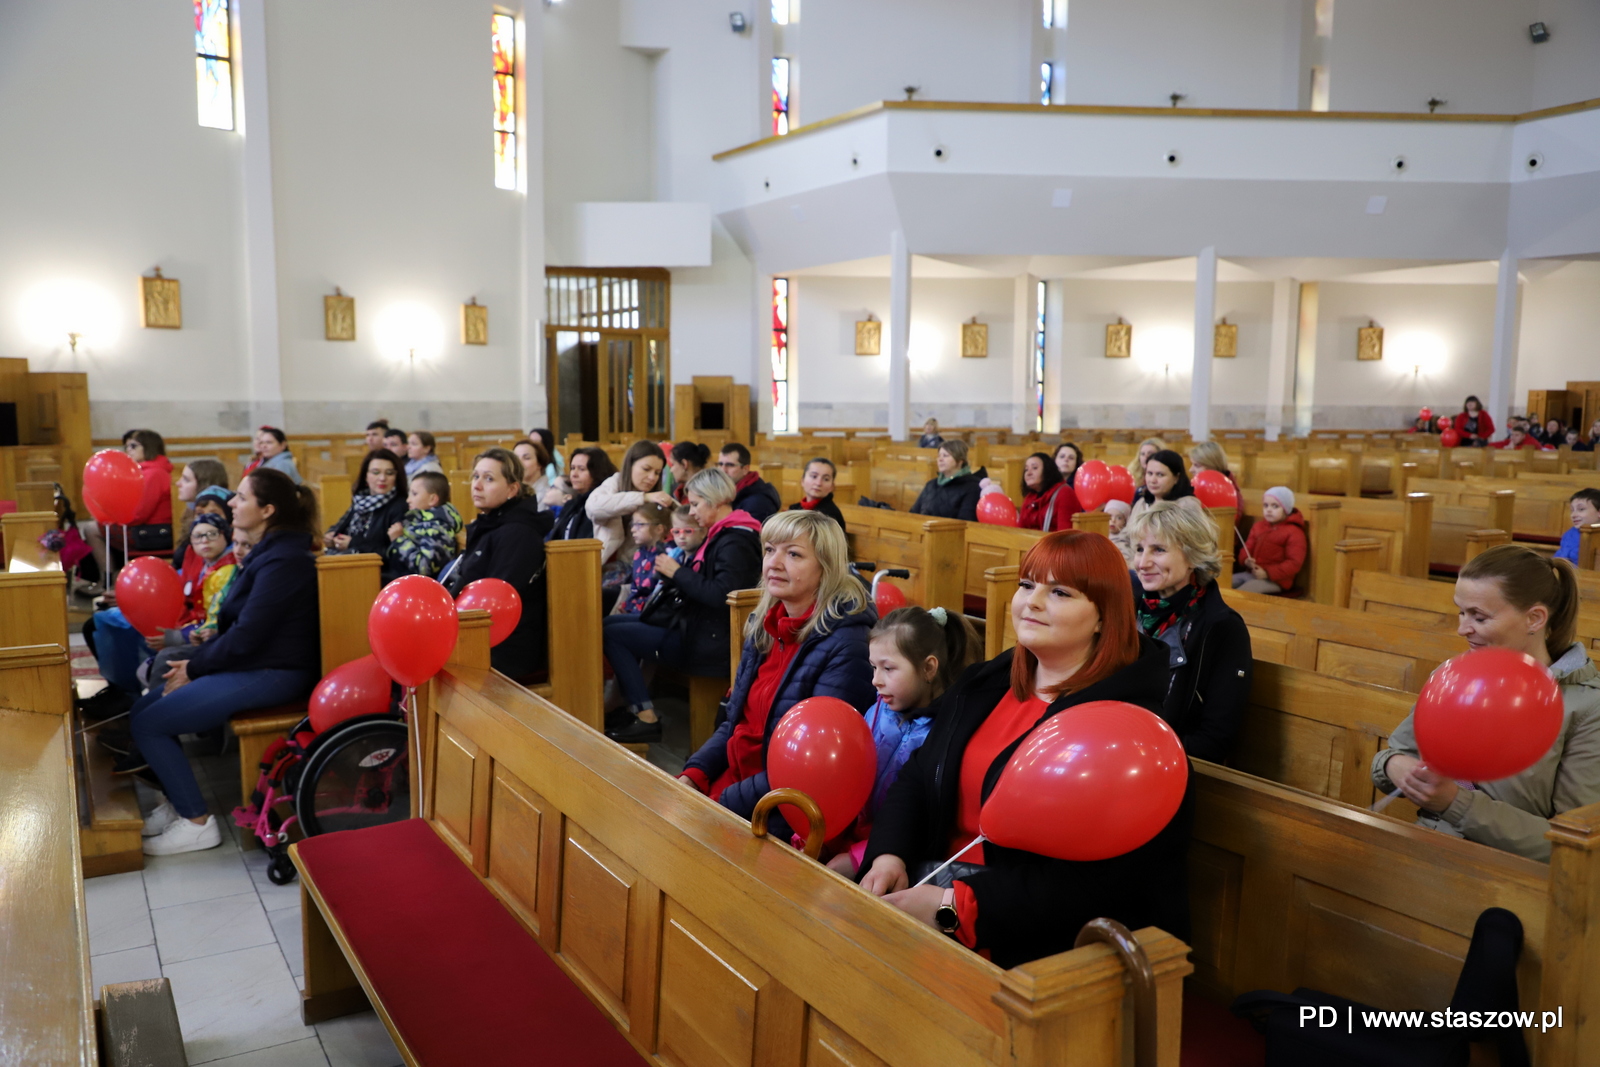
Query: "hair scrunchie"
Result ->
[[928, 606, 949, 627]]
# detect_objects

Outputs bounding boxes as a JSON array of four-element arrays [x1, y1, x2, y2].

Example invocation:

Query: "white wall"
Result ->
[[1530, 0, 1600, 110], [1517, 260, 1600, 400], [1062, 0, 1303, 110], [0, 0, 251, 436]]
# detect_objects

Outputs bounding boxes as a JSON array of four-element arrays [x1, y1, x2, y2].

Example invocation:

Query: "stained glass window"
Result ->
[[772, 57, 791, 136], [1039, 62, 1053, 105], [1034, 281, 1047, 432], [194, 0, 233, 130], [772, 278, 790, 433], [492, 13, 518, 190]]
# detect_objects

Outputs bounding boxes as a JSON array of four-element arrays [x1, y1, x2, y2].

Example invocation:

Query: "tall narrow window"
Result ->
[[492, 13, 518, 190], [1033, 281, 1047, 432], [194, 0, 233, 130], [771, 0, 791, 25], [1039, 62, 1053, 105], [1042, 0, 1053, 28], [772, 278, 790, 433], [772, 57, 791, 136]]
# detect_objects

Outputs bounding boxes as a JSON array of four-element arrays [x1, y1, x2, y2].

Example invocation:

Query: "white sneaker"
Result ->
[[142, 814, 222, 856], [141, 800, 178, 837]]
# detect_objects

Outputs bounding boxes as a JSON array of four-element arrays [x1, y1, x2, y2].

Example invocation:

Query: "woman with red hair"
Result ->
[[858, 530, 1188, 968]]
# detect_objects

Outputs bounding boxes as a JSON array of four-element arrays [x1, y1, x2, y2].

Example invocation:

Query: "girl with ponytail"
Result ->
[[1374, 544, 1600, 861]]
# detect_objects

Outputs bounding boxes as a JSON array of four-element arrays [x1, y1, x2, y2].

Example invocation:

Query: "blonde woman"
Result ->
[[1128, 500, 1253, 763], [1126, 436, 1167, 481], [679, 510, 876, 829]]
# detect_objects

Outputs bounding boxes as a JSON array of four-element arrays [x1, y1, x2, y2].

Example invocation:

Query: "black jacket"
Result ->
[[185, 530, 321, 680], [445, 497, 548, 679], [662, 523, 762, 675], [329, 493, 408, 574], [1131, 575, 1253, 763], [787, 493, 845, 528], [546, 491, 595, 542], [910, 469, 984, 522], [859, 640, 1190, 969], [732, 476, 782, 522]]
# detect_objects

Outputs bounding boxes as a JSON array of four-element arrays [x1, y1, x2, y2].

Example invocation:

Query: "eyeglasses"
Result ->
[[192, 531, 223, 542]]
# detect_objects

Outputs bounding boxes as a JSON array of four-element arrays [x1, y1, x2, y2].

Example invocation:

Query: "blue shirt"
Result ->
[[1556, 526, 1581, 563], [864, 696, 933, 822]]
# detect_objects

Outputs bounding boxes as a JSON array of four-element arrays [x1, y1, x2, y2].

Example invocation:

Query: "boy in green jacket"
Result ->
[[386, 471, 464, 579]]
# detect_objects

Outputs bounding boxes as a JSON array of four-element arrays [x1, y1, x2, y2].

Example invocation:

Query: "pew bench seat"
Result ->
[[291, 817, 641, 1067]]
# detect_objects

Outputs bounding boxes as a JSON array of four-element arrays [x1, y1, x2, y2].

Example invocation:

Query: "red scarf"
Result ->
[[711, 602, 813, 800], [799, 495, 822, 511]]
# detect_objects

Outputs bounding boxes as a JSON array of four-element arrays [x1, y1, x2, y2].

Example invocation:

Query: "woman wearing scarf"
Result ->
[[1127, 500, 1252, 763], [326, 449, 407, 577], [787, 457, 845, 527], [910, 440, 983, 522], [603, 468, 763, 744]]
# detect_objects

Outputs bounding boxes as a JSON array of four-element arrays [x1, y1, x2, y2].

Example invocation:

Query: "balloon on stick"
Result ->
[[1413, 647, 1563, 782], [456, 578, 522, 646], [766, 696, 876, 840], [1192, 470, 1237, 510], [115, 558, 186, 637], [83, 450, 144, 526], [368, 575, 460, 688], [309, 655, 395, 734], [980, 701, 1188, 862], [976, 493, 1019, 526], [1074, 461, 1117, 511]]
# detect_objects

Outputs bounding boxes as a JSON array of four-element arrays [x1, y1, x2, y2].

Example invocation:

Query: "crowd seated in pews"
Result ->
[[910, 439, 983, 522], [1374, 545, 1600, 861], [788, 456, 845, 527]]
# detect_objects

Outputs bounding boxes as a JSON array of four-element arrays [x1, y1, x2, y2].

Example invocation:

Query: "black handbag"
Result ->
[[128, 523, 173, 551], [638, 579, 685, 628]]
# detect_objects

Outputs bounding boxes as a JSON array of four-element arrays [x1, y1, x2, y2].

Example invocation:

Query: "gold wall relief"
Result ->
[[140, 267, 181, 329], [1214, 319, 1238, 358], [1105, 318, 1131, 358], [462, 298, 488, 345], [854, 318, 880, 356], [1358, 322, 1384, 361], [961, 317, 988, 358], [325, 287, 356, 341]]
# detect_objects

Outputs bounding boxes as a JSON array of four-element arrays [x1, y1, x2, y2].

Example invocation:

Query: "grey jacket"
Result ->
[[257, 449, 302, 485], [1372, 643, 1600, 862]]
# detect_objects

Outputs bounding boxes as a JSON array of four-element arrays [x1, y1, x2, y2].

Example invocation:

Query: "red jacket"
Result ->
[[1017, 483, 1079, 532], [131, 456, 174, 526], [1457, 410, 1494, 442], [1239, 510, 1308, 588], [1490, 436, 1552, 451]]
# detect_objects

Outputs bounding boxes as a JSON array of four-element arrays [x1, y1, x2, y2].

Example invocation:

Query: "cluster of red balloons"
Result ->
[[976, 493, 1019, 526], [1191, 469, 1238, 510], [84, 450, 144, 526], [1434, 415, 1461, 448], [1413, 647, 1563, 781], [1075, 461, 1136, 512]]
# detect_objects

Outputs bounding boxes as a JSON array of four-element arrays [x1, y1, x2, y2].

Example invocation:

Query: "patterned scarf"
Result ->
[[345, 488, 398, 543], [1138, 580, 1206, 639]]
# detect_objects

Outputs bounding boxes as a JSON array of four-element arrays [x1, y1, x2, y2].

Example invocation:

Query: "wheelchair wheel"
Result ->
[[265, 851, 297, 885], [293, 717, 410, 837]]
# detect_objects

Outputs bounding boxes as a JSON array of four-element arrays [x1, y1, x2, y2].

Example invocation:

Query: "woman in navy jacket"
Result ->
[[129, 468, 323, 856], [680, 509, 876, 828]]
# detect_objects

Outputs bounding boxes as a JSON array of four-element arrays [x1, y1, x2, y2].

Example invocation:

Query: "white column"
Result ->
[[519, 4, 547, 433], [1189, 247, 1217, 442], [1293, 282, 1320, 437], [236, 0, 284, 429], [888, 230, 911, 441], [1010, 274, 1037, 435], [1488, 248, 1521, 433], [1043, 280, 1065, 435], [1264, 278, 1297, 441]]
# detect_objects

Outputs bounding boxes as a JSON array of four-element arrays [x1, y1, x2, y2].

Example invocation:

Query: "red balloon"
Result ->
[[1074, 460, 1117, 511], [1440, 429, 1462, 448], [1414, 647, 1564, 781], [1104, 464, 1136, 506], [368, 575, 460, 688], [660, 440, 673, 458], [976, 492, 1019, 526], [980, 701, 1188, 861], [1419, 407, 1433, 419], [1192, 469, 1237, 510], [873, 579, 907, 617], [456, 578, 522, 646], [309, 655, 395, 734], [114, 558, 186, 637], [1436, 415, 1454, 431], [766, 696, 876, 839], [83, 450, 144, 526]]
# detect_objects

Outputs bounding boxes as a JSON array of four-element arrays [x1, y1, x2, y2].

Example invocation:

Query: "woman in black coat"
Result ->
[[910, 439, 983, 522], [859, 530, 1188, 969], [443, 448, 549, 682], [787, 457, 845, 528], [604, 468, 762, 743], [327, 449, 408, 562], [545, 447, 616, 543], [1126, 500, 1253, 763]]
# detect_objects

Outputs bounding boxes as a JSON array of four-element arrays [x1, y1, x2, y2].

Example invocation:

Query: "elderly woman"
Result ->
[[1373, 546, 1600, 861], [442, 448, 548, 682], [604, 469, 763, 744], [910, 440, 983, 522], [1129, 449, 1204, 526], [1128, 501, 1252, 763], [327, 449, 407, 563], [678, 509, 876, 823], [859, 530, 1187, 968]]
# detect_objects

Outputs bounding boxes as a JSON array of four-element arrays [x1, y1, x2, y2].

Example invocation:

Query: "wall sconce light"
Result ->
[[375, 302, 444, 365], [20, 279, 119, 355]]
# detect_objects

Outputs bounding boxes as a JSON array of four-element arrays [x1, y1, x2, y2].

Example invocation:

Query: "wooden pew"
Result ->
[[308, 625, 1193, 1067], [1234, 497, 1344, 603], [838, 504, 966, 612], [1190, 762, 1600, 1065], [866, 448, 936, 510], [0, 643, 97, 1066], [1343, 566, 1600, 654], [3, 509, 63, 573]]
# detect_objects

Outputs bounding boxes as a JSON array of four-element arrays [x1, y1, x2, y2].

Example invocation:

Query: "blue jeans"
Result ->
[[89, 609, 148, 694], [129, 668, 318, 818], [602, 615, 683, 710]]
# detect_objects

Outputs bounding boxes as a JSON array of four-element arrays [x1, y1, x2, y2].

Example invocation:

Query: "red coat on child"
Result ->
[[1239, 510, 1308, 588]]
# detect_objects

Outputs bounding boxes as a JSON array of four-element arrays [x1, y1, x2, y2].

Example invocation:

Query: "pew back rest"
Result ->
[[1348, 569, 1600, 654], [838, 504, 965, 612], [422, 663, 1192, 1067]]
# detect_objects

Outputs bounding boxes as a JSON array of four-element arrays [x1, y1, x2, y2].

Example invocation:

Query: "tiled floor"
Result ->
[[84, 737, 404, 1066]]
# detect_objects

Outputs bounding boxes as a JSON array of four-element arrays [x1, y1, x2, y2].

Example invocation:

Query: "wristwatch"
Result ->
[[934, 887, 960, 936]]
